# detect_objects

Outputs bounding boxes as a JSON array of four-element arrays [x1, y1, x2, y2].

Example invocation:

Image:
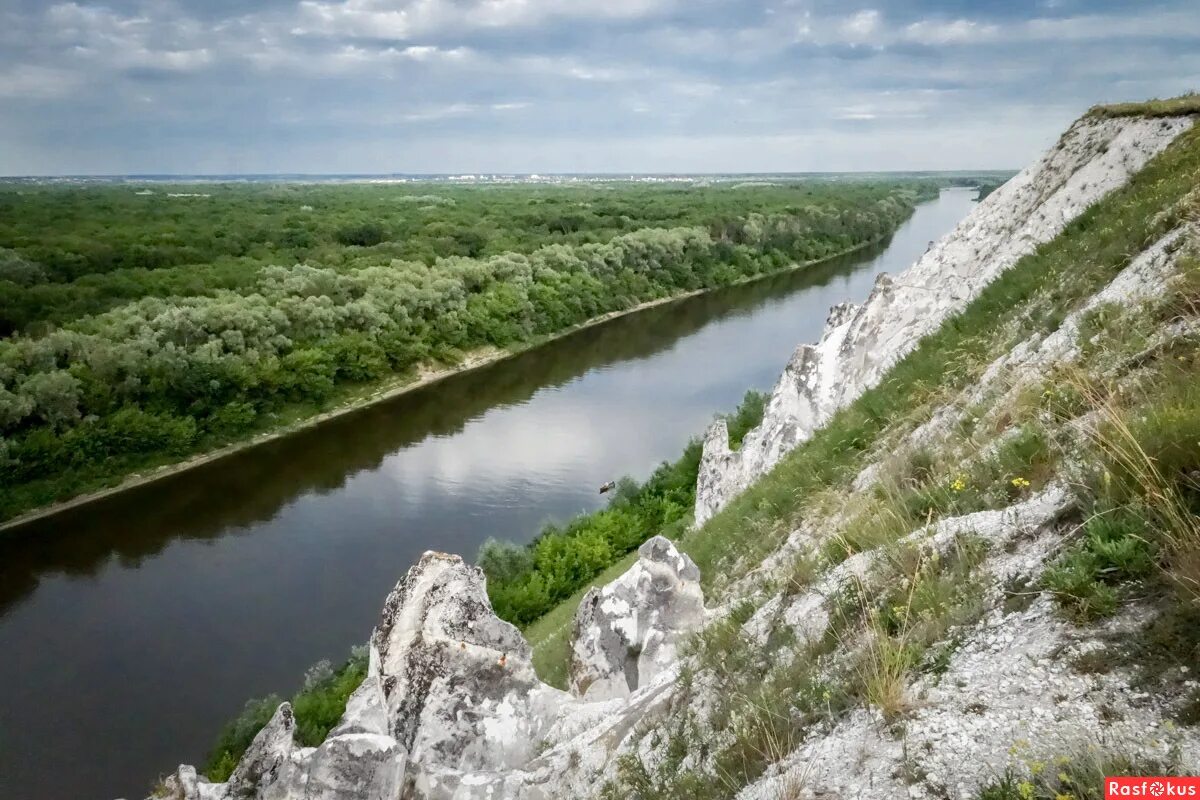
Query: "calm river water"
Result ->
[[0, 188, 976, 800]]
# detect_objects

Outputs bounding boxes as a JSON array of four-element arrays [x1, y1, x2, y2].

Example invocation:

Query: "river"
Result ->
[[0, 188, 976, 800]]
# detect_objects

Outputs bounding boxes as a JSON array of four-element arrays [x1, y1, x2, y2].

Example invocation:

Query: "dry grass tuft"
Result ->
[[1087, 92, 1200, 119], [1069, 372, 1200, 605]]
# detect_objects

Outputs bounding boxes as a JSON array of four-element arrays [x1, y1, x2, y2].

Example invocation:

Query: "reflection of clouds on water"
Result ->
[[372, 399, 612, 499], [359, 190, 988, 519]]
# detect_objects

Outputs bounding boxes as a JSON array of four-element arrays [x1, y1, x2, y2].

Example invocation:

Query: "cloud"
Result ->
[[0, 0, 1197, 173], [902, 19, 1000, 45], [840, 9, 882, 43], [0, 65, 83, 99], [291, 0, 674, 40]]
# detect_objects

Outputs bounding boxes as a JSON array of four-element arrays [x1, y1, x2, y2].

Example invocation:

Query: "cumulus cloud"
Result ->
[[291, 0, 674, 40], [0, 0, 1197, 173], [0, 65, 83, 99]]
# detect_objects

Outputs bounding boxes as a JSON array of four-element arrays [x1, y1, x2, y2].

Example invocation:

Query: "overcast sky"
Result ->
[[0, 0, 1196, 175]]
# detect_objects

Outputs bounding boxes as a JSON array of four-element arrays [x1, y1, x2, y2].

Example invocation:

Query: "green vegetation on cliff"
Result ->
[[596, 110, 1200, 800]]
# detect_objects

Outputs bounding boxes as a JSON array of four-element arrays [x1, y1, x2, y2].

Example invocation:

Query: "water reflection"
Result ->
[[0, 242, 881, 614]]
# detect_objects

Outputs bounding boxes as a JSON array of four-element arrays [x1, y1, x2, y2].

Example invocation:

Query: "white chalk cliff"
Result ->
[[149, 108, 1200, 800], [694, 113, 1194, 525], [569, 536, 705, 701]]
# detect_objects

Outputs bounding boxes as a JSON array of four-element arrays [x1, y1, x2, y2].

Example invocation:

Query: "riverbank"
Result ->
[[0, 235, 896, 536]]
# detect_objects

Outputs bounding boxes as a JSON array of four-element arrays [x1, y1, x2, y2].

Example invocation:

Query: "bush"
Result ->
[[477, 538, 535, 584], [1042, 509, 1156, 624], [1043, 547, 1119, 622], [334, 221, 388, 247], [203, 695, 281, 781]]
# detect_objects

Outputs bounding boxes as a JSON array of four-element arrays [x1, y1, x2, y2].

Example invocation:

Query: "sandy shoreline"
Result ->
[[0, 237, 886, 535]]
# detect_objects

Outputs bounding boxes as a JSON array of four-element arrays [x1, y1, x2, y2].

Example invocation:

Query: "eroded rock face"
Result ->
[[225, 703, 296, 799], [262, 678, 406, 800], [156, 704, 308, 800], [267, 732, 405, 800], [149, 551, 578, 800], [694, 114, 1196, 526], [368, 551, 569, 794], [568, 536, 705, 701]]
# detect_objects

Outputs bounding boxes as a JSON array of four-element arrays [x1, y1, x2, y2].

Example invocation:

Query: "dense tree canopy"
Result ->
[[0, 180, 936, 521]]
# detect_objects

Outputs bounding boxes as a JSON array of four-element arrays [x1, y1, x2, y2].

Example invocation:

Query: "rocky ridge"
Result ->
[[153, 537, 706, 800], [694, 113, 1194, 526]]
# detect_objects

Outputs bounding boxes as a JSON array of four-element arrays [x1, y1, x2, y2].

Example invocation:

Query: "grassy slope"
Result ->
[[595, 108, 1200, 800], [1088, 92, 1200, 119]]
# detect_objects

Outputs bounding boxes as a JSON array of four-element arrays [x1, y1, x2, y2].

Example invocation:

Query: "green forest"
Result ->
[[0, 179, 935, 522]]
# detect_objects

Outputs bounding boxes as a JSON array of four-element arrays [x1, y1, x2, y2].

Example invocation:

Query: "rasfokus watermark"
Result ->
[[1106, 777, 1200, 798]]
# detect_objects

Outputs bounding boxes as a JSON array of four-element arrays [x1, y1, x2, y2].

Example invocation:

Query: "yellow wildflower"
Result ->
[[1011, 476, 1031, 488]]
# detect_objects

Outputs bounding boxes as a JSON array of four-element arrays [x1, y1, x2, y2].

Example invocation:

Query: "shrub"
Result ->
[[203, 695, 281, 781], [334, 221, 388, 247], [1043, 547, 1119, 623], [477, 538, 535, 585]]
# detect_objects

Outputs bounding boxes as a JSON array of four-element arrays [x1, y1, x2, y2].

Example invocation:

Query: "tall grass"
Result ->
[[1070, 369, 1200, 605]]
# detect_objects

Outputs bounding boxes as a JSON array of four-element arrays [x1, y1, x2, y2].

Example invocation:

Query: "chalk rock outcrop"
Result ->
[[152, 551, 576, 800], [369, 551, 568, 796], [694, 113, 1195, 525], [569, 536, 705, 700]]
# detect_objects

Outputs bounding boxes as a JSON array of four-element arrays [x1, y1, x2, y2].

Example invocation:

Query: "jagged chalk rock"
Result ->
[[328, 676, 388, 738], [569, 536, 704, 700], [224, 703, 296, 799], [259, 676, 407, 800], [264, 732, 406, 800], [156, 765, 206, 800], [368, 552, 569, 792]]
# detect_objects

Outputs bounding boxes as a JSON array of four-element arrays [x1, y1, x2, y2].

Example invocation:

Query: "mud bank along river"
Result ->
[[0, 188, 976, 800]]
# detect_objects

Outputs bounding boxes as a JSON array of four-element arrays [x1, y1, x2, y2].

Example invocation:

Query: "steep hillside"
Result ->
[[149, 97, 1200, 800], [695, 112, 1191, 526]]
